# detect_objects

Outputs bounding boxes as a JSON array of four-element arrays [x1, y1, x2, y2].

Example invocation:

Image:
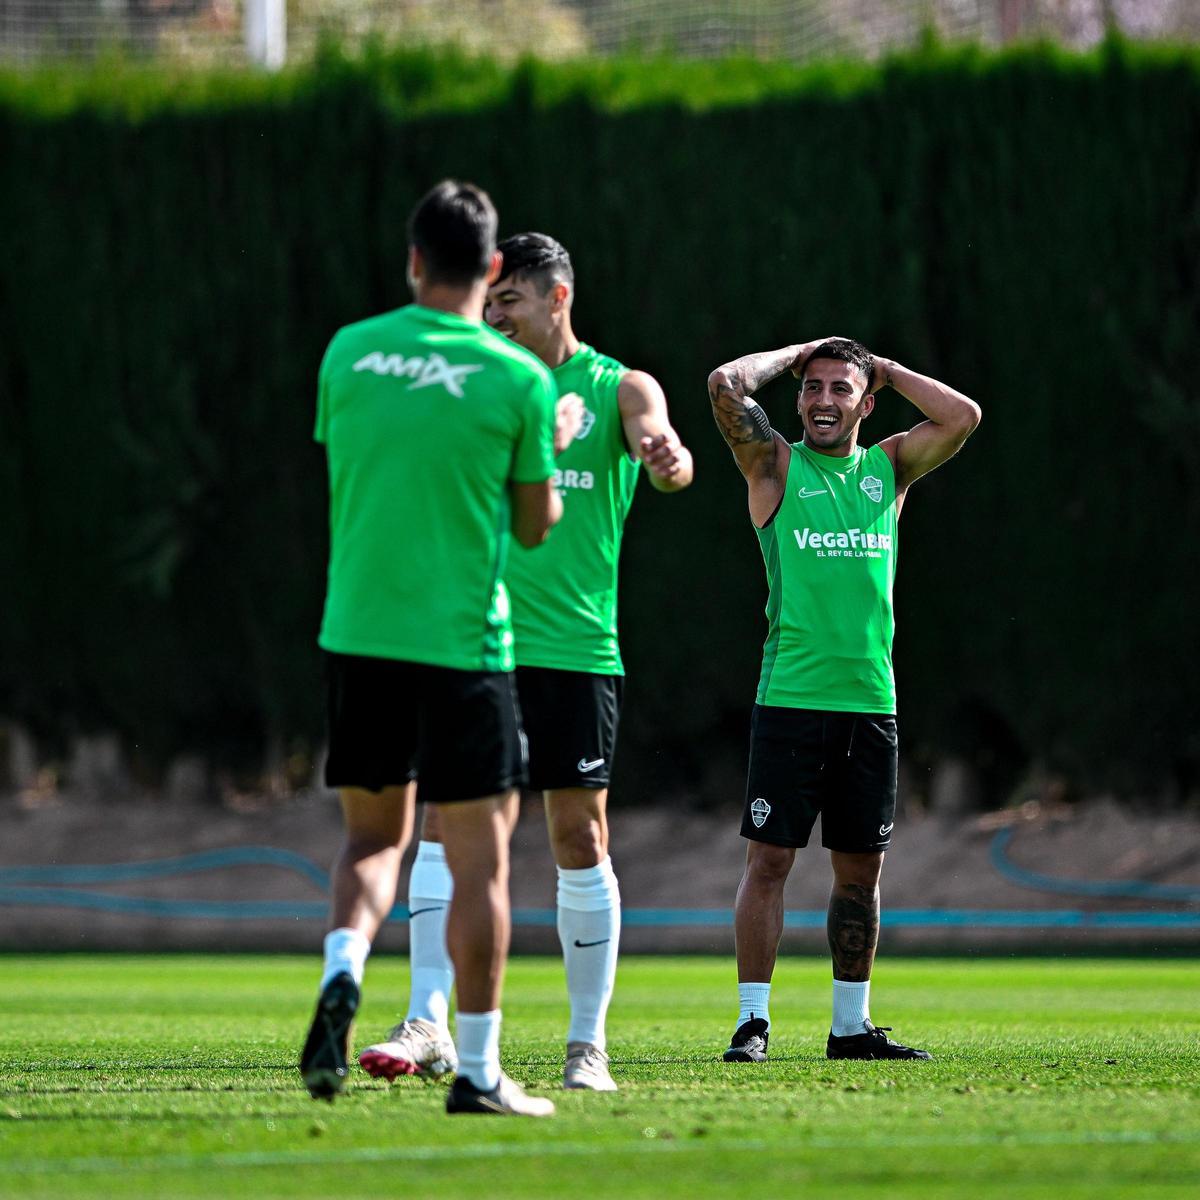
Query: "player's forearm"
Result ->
[[707, 347, 798, 448], [511, 481, 563, 548], [875, 359, 981, 434], [647, 444, 694, 492], [709, 346, 802, 402]]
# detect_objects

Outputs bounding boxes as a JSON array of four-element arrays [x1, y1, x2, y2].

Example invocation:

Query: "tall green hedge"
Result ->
[[2, 41, 1197, 803]]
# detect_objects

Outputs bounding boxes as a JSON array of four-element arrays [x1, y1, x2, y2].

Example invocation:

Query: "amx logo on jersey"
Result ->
[[352, 351, 483, 398]]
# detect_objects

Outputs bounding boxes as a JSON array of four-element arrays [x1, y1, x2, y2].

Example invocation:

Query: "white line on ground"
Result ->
[[5, 1129, 1196, 1176]]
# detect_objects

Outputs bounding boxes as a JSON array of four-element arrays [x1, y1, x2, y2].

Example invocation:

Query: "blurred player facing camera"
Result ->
[[359, 232, 693, 1093]]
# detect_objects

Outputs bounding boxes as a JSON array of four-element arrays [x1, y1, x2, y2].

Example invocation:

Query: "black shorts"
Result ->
[[740, 704, 898, 853], [515, 666, 623, 791], [323, 652, 527, 803]]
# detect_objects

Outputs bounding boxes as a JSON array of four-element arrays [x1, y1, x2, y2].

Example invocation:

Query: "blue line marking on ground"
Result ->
[[0, 887, 331, 920], [989, 827, 1200, 902], [1, 845, 1197, 928], [0, 847, 331, 890]]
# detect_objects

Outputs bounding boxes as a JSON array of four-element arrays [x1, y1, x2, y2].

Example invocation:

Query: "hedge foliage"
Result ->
[[2, 40, 1197, 803]]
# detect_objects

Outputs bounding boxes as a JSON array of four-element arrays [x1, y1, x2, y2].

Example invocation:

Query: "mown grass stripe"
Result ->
[[6, 1129, 1196, 1177]]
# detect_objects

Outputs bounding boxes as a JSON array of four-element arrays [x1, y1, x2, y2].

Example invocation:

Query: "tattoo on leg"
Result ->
[[827, 883, 879, 982]]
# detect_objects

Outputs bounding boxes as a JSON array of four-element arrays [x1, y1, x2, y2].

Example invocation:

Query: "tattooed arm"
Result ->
[[707, 341, 822, 526]]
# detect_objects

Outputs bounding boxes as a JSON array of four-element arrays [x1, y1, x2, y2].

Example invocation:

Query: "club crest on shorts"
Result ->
[[860, 475, 884, 503], [750, 796, 771, 828]]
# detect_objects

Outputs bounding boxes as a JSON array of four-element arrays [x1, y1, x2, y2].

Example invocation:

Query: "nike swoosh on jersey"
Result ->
[[797, 487, 827, 499]]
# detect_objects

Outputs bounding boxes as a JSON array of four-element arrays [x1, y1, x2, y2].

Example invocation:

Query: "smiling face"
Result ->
[[484, 271, 564, 354], [798, 357, 874, 454]]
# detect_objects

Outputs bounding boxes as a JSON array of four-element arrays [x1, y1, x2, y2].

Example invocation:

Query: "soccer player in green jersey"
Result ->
[[708, 336, 979, 1062], [299, 181, 564, 1117], [358, 233, 694, 1092]]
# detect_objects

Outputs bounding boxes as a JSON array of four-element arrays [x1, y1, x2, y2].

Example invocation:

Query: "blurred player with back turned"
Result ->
[[708, 336, 979, 1062], [299, 181, 562, 1116], [358, 232, 694, 1092]]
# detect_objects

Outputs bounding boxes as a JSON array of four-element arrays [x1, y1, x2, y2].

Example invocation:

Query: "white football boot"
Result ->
[[562, 1041, 618, 1091], [358, 1018, 457, 1080]]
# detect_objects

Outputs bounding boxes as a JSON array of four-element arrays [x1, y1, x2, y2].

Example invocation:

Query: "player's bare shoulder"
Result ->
[[617, 368, 663, 408]]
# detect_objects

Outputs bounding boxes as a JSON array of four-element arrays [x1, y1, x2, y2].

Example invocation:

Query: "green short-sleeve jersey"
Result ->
[[755, 441, 898, 713], [316, 304, 556, 672], [504, 343, 640, 675]]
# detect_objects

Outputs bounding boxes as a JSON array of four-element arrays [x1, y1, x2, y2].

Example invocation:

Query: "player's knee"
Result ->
[[342, 830, 404, 860], [746, 843, 794, 885], [420, 805, 443, 842], [551, 818, 604, 869], [831, 851, 883, 889]]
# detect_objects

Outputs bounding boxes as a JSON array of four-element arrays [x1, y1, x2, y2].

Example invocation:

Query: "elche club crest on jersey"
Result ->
[[860, 475, 884, 503], [750, 796, 771, 828], [564, 392, 595, 440]]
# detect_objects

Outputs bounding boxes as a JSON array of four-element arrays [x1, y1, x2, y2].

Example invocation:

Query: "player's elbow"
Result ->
[[707, 368, 733, 402], [953, 397, 982, 439], [965, 399, 982, 433], [513, 517, 552, 549]]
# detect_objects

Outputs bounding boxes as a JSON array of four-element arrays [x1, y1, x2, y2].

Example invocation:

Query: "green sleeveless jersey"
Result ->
[[316, 304, 557, 672], [504, 343, 641, 674], [755, 441, 899, 713]]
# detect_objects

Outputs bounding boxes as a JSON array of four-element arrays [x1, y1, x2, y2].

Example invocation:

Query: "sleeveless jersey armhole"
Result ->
[[878, 442, 897, 481], [757, 489, 786, 529], [870, 440, 898, 490], [755, 437, 794, 529]]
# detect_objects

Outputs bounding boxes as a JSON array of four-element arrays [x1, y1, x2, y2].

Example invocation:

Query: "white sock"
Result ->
[[320, 927, 370, 991], [557, 856, 621, 1051], [406, 841, 454, 1029], [738, 982, 771, 1031], [456, 1010, 501, 1091], [831, 978, 871, 1037]]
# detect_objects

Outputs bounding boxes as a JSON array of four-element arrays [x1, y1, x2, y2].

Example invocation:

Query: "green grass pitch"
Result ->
[[1, 954, 1197, 1199]]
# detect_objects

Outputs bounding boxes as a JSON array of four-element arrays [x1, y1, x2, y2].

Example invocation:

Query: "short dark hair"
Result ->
[[803, 338, 874, 391], [496, 232, 574, 294], [407, 180, 497, 286]]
